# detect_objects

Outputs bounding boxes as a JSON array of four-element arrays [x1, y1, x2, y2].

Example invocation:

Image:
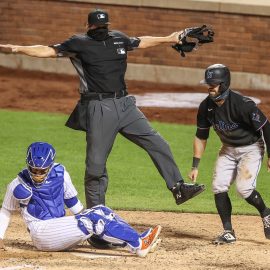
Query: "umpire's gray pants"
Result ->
[[84, 96, 183, 208]]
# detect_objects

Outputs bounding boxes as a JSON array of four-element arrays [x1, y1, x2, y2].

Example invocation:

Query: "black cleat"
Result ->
[[213, 230, 236, 245], [172, 182, 205, 205], [87, 235, 126, 249], [262, 214, 270, 239]]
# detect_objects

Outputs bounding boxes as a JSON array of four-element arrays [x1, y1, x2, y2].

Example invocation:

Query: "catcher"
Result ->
[[0, 142, 161, 257]]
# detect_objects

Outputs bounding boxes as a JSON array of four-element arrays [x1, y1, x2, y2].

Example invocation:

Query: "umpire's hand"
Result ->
[[0, 44, 17, 53]]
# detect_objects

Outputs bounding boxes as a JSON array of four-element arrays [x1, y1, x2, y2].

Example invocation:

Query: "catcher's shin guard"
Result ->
[[77, 206, 140, 249], [172, 181, 205, 205]]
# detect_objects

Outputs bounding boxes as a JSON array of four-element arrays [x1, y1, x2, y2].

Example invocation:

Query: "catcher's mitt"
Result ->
[[172, 25, 214, 57]]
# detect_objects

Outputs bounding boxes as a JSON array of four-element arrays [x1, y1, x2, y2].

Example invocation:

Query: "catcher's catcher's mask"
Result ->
[[26, 142, 55, 185], [28, 166, 51, 183]]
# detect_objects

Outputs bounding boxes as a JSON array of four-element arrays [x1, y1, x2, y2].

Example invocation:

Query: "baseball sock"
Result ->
[[214, 192, 233, 231], [245, 190, 270, 217]]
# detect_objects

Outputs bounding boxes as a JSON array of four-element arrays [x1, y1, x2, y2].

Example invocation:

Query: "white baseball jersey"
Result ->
[[0, 163, 88, 251]]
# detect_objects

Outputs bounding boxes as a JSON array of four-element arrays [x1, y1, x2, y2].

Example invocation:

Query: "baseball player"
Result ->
[[0, 142, 161, 257], [0, 8, 205, 247], [188, 64, 270, 244]]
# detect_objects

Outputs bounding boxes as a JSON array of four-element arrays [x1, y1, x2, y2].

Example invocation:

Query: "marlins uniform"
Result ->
[[197, 90, 266, 197], [189, 64, 270, 244], [0, 142, 161, 257]]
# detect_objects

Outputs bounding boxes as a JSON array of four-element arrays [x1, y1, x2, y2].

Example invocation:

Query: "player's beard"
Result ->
[[87, 27, 109, 41]]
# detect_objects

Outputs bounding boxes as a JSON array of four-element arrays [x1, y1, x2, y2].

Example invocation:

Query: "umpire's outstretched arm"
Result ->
[[138, 31, 182, 48], [0, 44, 56, 58], [0, 30, 183, 54]]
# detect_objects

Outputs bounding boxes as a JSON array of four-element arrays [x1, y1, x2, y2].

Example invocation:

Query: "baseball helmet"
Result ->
[[26, 142, 56, 184], [200, 64, 231, 93]]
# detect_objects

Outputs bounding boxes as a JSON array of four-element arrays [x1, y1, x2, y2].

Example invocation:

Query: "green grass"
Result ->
[[0, 109, 270, 215]]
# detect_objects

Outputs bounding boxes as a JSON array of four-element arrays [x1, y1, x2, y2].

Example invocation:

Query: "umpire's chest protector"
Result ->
[[18, 165, 66, 220]]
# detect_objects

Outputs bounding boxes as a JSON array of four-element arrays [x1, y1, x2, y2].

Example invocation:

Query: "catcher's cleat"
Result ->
[[213, 230, 236, 245], [140, 228, 162, 253], [136, 225, 162, 258], [140, 228, 152, 238], [172, 182, 205, 205], [87, 235, 126, 249], [262, 213, 270, 239]]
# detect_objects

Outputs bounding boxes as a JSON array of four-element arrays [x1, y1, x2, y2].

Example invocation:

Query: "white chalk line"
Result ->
[[134, 93, 260, 108], [71, 252, 120, 259], [0, 264, 44, 270]]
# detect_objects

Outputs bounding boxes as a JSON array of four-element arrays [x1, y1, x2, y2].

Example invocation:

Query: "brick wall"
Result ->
[[0, 0, 270, 75]]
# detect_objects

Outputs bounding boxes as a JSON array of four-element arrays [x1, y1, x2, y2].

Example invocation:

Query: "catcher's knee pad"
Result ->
[[76, 209, 106, 236]]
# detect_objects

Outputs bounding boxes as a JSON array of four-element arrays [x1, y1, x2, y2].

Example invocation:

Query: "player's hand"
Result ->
[[267, 158, 270, 172], [188, 168, 198, 182], [0, 44, 17, 53], [0, 238, 7, 251]]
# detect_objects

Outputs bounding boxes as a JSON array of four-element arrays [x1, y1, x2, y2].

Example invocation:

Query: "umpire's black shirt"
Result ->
[[52, 30, 140, 94], [197, 90, 267, 146]]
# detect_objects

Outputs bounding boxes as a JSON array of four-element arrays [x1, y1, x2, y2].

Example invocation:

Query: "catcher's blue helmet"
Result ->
[[26, 142, 56, 184]]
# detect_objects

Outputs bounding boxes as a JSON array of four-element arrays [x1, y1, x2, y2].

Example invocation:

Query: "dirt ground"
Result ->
[[1, 67, 270, 270]]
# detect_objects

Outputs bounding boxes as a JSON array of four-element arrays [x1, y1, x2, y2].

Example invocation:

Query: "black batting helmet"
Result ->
[[200, 64, 231, 93]]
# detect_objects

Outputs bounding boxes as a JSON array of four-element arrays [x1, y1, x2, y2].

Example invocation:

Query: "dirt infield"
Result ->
[[1, 67, 270, 269], [1, 211, 270, 270]]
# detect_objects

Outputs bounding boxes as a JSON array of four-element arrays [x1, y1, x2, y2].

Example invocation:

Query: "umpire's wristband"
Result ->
[[192, 157, 200, 169]]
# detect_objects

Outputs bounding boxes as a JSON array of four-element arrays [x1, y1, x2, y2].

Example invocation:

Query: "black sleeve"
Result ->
[[49, 35, 79, 57], [196, 100, 211, 139], [113, 30, 141, 51], [241, 98, 267, 131], [196, 128, 210, 140], [126, 37, 141, 50], [262, 121, 270, 157]]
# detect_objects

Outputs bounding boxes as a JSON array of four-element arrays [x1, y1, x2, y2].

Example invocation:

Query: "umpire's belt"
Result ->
[[81, 91, 127, 102]]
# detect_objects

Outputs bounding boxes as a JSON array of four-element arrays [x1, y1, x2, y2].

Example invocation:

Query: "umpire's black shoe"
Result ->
[[172, 181, 205, 205], [87, 235, 127, 249]]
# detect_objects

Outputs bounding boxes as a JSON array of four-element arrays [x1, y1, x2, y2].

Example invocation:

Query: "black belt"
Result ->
[[81, 91, 127, 102]]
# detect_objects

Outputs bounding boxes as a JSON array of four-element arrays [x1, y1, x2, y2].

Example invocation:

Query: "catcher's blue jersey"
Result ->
[[18, 164, 66, 220]]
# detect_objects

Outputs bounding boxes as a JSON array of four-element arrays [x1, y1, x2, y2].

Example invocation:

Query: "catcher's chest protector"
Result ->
[[18, 165, 66, 220]]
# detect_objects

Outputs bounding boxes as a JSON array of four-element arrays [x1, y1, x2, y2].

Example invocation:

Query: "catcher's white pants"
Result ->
[[212, 139, 264, 198], [28, 216, 89, 251]]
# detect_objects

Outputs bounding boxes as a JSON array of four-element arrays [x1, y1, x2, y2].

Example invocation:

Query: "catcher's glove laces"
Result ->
[[172, 24, 214, 57]]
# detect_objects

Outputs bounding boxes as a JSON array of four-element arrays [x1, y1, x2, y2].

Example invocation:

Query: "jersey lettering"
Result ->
[[213, 120, 239, 132]]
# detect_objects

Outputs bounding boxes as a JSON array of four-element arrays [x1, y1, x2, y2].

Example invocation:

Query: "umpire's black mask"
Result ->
[[87, 26, 109, 41]]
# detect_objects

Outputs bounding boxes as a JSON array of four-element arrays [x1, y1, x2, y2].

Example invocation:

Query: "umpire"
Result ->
[[0, 10, 204, 215]]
